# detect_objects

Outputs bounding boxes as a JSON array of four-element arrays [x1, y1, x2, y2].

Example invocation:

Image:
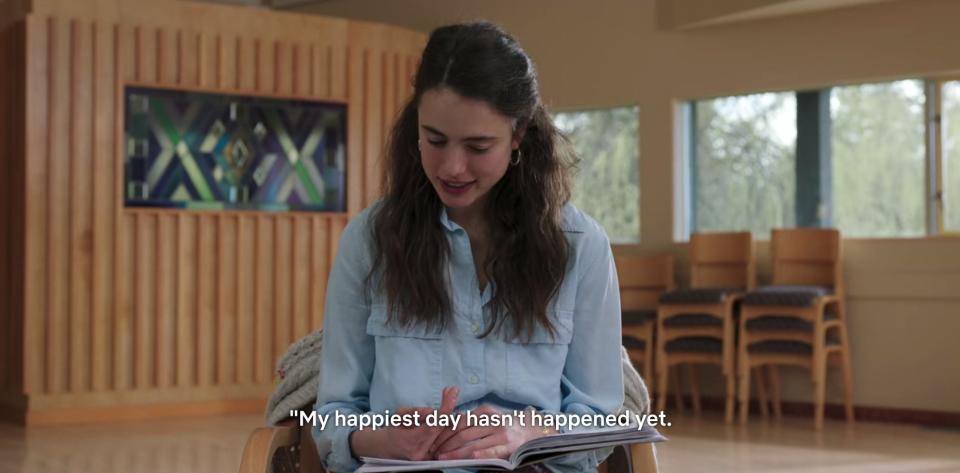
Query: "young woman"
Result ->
[[313, 21, 624, 473]]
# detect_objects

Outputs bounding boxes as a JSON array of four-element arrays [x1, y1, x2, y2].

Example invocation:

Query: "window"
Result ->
[[689, 93, 796, 238], [942, 81, 960, 233], [554, 106, 640, 243], [682, 79, 957, 240], [831, 80, 926, 237]]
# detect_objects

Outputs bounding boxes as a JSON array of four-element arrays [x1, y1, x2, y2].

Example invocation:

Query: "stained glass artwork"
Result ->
[[124, 86, 347, 212]]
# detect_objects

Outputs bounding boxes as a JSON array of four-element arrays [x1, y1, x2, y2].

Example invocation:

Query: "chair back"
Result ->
[[770, 228, 843, 295], [614, 254, 675, 311], [689, 231, 755, 291]]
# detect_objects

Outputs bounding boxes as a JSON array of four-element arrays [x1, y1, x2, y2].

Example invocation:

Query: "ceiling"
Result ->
[[244, 0, 910, 32]]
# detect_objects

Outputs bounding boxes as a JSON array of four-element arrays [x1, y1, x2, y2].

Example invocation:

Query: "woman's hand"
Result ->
[[429, 405, 557, 460], [349, 386, 460, 461]]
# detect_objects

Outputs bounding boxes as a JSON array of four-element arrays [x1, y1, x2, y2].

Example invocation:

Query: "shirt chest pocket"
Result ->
[[365, 306, 444, 407], [505, 309, 574, 400]]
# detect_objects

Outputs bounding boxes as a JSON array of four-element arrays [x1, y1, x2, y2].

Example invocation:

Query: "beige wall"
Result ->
[[303, 0, 960, 413]]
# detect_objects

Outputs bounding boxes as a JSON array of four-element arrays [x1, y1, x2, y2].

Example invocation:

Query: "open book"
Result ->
[[355, 423, 665, 472]]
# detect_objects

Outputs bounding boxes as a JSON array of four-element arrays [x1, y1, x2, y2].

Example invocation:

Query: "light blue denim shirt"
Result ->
[[312, 203, 624, 473]]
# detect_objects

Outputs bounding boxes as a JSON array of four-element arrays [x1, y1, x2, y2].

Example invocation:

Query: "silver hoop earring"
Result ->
[[510, 149, 522, 166]]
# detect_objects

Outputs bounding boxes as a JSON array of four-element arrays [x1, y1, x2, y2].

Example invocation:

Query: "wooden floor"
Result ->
[[1, 413, 959, 472], [657, 413, 960, 473]]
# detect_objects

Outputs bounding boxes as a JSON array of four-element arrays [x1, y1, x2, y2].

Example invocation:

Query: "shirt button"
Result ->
[[471, 323, 481, 334], [469, 374, 479, 384]]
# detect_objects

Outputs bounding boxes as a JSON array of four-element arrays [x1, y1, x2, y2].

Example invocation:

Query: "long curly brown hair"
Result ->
[[367, 21, 577, 341]]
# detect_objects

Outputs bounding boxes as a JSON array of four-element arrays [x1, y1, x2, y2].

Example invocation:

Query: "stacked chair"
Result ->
[[737, 228, 855, 429], [654, 232, 753, 423], [615, 254, 675, 394]]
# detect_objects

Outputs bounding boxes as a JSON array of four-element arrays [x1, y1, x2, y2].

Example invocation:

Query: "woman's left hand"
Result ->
[[429, 406, 556, 460]]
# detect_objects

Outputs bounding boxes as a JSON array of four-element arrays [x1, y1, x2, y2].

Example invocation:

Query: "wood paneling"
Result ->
[[5, 4, 423, 423], [0, 0, 29, 31], [0, 21, 27, 403]]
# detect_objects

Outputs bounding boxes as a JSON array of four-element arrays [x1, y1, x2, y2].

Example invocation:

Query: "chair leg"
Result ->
[[687, 364, 701, 416], [768, 365, 782, 420], [722, 314, 735, 424], [644, 340, 655, 394], [738, 361, 750, 425], [755, 367, 769, 419], [299, 422, 322, 473], [814, 351, 827, 430], [630, 443, 659, 473], [672, 365, 686, 414], [724, 370, 736, 424], [840, 326, 855, 423], [657, 361, 669, 414]]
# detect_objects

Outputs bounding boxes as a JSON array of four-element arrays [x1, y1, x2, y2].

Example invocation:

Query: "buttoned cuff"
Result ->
[[314, 422, 361, 473]]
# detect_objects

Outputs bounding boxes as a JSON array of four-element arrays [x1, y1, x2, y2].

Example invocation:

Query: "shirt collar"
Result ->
[[439, 207, 464, 233]]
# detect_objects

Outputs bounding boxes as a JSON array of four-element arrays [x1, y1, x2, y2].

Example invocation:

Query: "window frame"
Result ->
[[931, 77, 960, 236]]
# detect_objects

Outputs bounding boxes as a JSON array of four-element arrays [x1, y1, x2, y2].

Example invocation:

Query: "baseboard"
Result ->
[[20, 398, 267, 426], [667, 395, 960, 428]]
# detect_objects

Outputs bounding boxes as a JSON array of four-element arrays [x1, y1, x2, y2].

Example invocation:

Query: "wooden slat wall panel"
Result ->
[[310, 217, 328, 331], [114, 23, 136, 393], [68, 19, 93, 394], [175, 214, 197, 388], [156, 214, 176, 388], [158, 28, 177, 85], [346, 47, 363, 214], [14, 12, 425, 419], [116, 213, 134, 390], [180, 30, 200, 87], [382, 51, 396, 146], [24, 16, 48, 396], [275, 40, 293, 96], [137, 26, 157, 83], [293, 218, 310, 340], [237, 36, 255, 91], [217, 34, 235, 90], [295, 43, 310, 97], [330, 44, 346, 100], [311, 45, 327, 98], [15, 22, 27, 396], [363, 49, 383, 207], [196, 216, 216, 387], [217, 216, 237, 385], [256, 39, 274, 93], [0, 22, 28, 397], [0, 24, 9, 393], [91, 20, 116, 393], [274, 217, 293, 365], [134, 212, 156, 389], [46, 16, 70, 395], [236, 215, 255, 384], [255, 217, 274, 384], [393, 53, 404, 112]]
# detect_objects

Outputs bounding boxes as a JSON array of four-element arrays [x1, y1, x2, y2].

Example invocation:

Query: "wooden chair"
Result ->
[[615, 254, 675, 396], [238, 419, 661, 473], [737, 228, 854, 430], [655, 232, 753, 423]]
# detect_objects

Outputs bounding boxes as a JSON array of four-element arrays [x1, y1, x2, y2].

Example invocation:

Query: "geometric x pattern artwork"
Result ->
[[124, 86, 347, 212]]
